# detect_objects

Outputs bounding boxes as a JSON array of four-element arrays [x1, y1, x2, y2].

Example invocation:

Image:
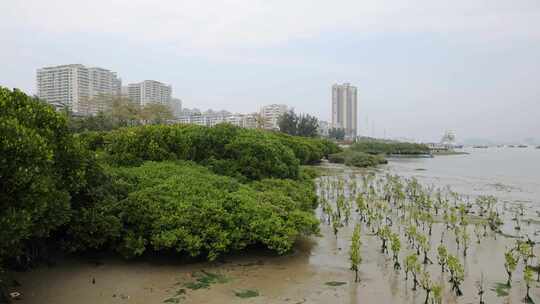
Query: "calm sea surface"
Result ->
[[386, 147, 540, 204]]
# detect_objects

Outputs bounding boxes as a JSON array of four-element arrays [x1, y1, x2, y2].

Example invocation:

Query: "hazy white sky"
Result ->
[[1, 0, 539, 142]]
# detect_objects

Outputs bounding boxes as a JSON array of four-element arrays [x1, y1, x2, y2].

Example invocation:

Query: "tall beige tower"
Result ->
[[331, 83, 358, 139]]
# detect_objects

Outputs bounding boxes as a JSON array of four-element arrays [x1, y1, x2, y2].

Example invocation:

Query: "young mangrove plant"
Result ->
[[461, 226, 470, 257], [349, 224, 362, 282], [377, 225, 391, 254], [447, 254, 464, 296], [504, 248, 518, 287], [431, 284, 443, 304], [437, 244, 448, 273], [390, 232, 401, 270], [419, 270, 436, 304], [405, 254, 421, 291], [523, 266, 534, 303], [476, 272, 485, 304]]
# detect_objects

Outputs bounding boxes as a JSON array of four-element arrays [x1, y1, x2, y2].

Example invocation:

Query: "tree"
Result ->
[[0, 87, 91, 266], [328, 127, 345, 140], [277, 110, 298, 135], [297, 114, 319, 137], [111, 96, 140, 126], [277, 110, 319, 137], [139, 103, 174, 124], [350, 224, 362, 282]]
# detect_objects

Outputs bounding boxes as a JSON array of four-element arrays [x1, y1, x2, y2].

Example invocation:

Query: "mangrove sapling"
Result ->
[[454, 226, 461, 250], [474, 223, 482, 244], [504, 248, 518, 287], [350, 224, 362, 282], [517, 240, 534, 268], [418, 234, 432, 264], [431, 284, 443, 304], [405, 254, 421, 291], [344, 201, 352, 225], [390, 233, 401, 270], [524, 266, 534, 303], [461, 227, 470, 257], [437, 244, 448, 273], [336, 194, 345, 219], [476, 273, 486, 304], [378, 226, 391, 254], [447, 254, 464, 296], [419, 270, 435, 304], [331, 211, 341, 238], [356, 194, 367, 222]]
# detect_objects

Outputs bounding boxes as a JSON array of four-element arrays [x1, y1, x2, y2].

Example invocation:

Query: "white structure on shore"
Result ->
[[177, 108, 257, 129], [318, 120, 330, 137], [331, 83, 358, 140], [36, 64, 121, 114], [128, 80, 172, 106], [260, 104, 288, 130]]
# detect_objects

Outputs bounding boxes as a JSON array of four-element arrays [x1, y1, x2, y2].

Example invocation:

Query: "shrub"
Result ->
[[328, 150, 387, 168], [106, 162, 319, 260], [351, 140, 430, 155]]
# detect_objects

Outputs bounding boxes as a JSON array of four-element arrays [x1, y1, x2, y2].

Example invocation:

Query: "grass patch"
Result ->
[[184, 270, 230, 290], [234, 289, 260, 298], [490, 282, 511, 297], [163, 297, 182, 303], [325, 281, 347, 287]]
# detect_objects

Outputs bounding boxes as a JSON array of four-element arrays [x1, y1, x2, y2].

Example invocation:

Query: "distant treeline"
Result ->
[[327, 139, 430, 168]]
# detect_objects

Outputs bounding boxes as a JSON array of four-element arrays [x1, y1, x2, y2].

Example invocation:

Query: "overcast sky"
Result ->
[[1, 0, 539, 142]]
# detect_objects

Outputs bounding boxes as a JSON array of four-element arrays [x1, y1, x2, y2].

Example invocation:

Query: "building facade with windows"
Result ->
[[128, 80, 172, 106], [331, 83, 358, 139], [36, 64, 121, 114], [260, 104, 288, 130]]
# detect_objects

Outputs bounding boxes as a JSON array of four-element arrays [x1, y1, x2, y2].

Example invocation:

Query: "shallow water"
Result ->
[[10, 148, 540, 304]]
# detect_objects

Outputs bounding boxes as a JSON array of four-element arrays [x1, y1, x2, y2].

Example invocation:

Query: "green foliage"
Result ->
[[351, 140, 430, 155], [106, 161, 319, 260], [184, 271, 229, 290], [350, 224, 362, 282], [328, 150, 387, 168], [97, 123, 335, 180], [491, 282, 511, 297], [234, 289, 259, 298], [328, 127, 345, 140], [278, 110, 319, 137], [0, 87, 96, 264]]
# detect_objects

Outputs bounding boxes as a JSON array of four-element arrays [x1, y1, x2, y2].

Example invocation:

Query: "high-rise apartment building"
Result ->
[[128, 80, 172, 106], [36, 64, 121, 114], [260, 104, 288, 130], [331, 83, 358, 139], [171, 98, 183, 118]]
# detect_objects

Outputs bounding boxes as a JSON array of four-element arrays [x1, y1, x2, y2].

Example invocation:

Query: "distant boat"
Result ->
[[473, 145, 489, 149], [536, 146, 540, 149], [508, 145, 515, 148], [517, 145, 528, 148]]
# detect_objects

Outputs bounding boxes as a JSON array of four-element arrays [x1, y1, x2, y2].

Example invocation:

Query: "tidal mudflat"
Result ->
[[11, 149, 540, 304]]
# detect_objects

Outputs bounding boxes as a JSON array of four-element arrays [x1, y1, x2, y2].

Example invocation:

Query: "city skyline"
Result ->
[[1, 0, 540, 142]]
